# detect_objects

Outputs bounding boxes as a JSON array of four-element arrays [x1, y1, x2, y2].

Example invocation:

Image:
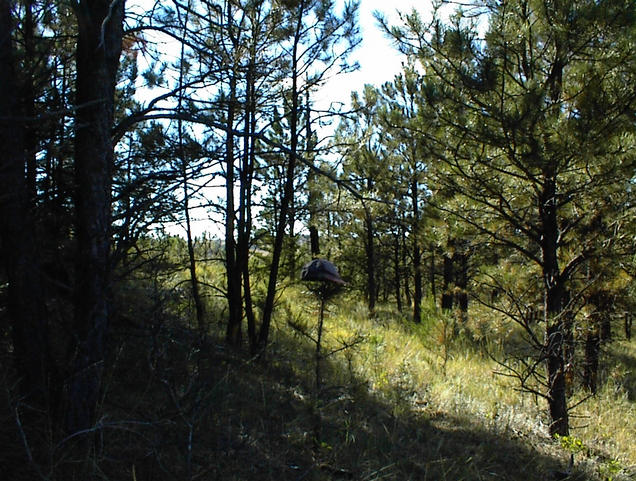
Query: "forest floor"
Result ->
[[1, 290, 634, 480]]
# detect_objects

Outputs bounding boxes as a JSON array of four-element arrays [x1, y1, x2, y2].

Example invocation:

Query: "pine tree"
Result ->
[[383, 0, 636, 435]]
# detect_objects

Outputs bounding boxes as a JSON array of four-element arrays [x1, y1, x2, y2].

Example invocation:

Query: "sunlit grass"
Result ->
[[277, 287, 635, 478], [148, 267, 634, 479]]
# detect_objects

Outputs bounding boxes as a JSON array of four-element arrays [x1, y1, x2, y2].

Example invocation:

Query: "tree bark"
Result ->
[[584, 328, 600, 394], [364, 205, 376, 314], [67, 0, 124, 433], [242, 59, 258, 348], [411, 180, 422, 323], [256, 8, 304, 352], [393, 230, 402, 312], [176, 2, 205, 334], [441, 251, 454, 311], [455, 247, 468, 320], [541, 178, 569, 437], [0, 0, 53, 411], [584, 290, 612, 394], [21, 0, 37, 204], [225, 68, 243, 347], [184, 177, 206, 332], [402, 225, 411, 306]]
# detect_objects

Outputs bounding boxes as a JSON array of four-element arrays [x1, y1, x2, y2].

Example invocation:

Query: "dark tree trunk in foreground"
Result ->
[[67, 0, 124, 433], [541, 179, 569, 437], [176, 9, 206, 334], [225, 70, 243, 347], [184, 176, 206, 332], [0, 0, 53, 410], [241, 61, 258, 347]]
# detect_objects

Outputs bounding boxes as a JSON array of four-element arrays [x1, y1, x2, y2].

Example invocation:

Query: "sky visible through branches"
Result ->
[[135, 0, 431, 237]]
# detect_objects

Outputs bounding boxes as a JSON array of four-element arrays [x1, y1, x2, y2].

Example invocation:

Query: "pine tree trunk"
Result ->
[[411, 180, 422, 323], [184, 189, 206, 332], [541, 178, 569, 437], [242, 62, 258, 349], [177, 5, 205, 334], [402, 225, 411, 307], [0, 0, 53, 411], [393, 231, 402, 312], [68, 0, 124, 433], [455, 248, 468, 320], [257, 12, 304, 351], [545, 320, 569, 436], [441, 252, 454, 311], [364, 206, 376, 314], [583, 291, 611, 394], [22, 0, 37, 203], [430, 247, 436, 304], [225, 69, 243, 347]]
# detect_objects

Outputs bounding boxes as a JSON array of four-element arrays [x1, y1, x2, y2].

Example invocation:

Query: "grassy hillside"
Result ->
[[2, 286, 633, 480]]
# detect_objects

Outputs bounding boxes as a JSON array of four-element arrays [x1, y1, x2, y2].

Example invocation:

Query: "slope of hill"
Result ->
[[1, 289, 633, 480]]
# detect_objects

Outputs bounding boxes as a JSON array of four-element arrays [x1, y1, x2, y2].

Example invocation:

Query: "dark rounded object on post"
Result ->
[[301, 258, 345, 285]]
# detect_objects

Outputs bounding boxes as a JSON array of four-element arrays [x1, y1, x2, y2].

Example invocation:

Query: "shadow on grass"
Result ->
[[1, 315, 592, 481], [602, 340, 636, 401], [107, 316, 592, 481]]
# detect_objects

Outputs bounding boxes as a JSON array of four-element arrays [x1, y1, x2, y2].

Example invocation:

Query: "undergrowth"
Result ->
[[1, 284, 634, 480], [284, 287, 635, 479]]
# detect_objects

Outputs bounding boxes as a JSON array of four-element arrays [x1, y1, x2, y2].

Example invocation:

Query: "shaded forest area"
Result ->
[[0, 0, 634, 479]]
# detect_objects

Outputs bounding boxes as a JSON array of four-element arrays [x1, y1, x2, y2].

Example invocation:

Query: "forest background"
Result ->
[[0, 0, 634, 480]]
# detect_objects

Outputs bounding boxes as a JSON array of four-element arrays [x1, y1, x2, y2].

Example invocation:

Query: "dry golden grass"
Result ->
[[1, 284, 633, 480], [299, 290, 635, 480]]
